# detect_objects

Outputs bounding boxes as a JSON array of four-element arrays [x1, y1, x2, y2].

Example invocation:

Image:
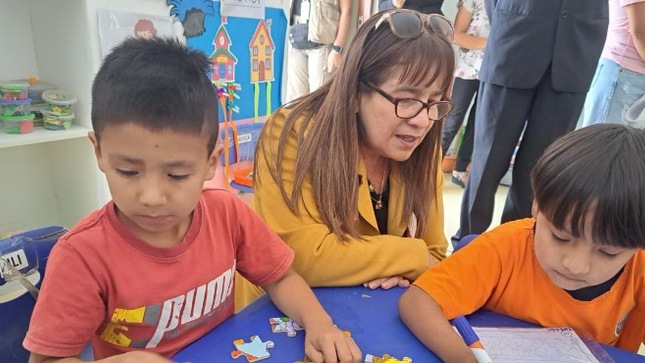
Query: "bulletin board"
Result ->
[[166, 0, 288, 124]]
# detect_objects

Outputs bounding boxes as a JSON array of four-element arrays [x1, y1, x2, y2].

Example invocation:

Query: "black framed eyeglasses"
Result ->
[[363, 81, 454, 121], [375, 9, 454, 43]]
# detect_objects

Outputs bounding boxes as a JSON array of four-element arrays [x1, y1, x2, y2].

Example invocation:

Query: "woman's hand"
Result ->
[[303, 324, 362, 363], [363, 276, 410, 290]]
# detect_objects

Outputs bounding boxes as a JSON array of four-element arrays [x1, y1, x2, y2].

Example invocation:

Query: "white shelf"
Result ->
[[0, 124, 91, 149], [0, 0, 171, 232]]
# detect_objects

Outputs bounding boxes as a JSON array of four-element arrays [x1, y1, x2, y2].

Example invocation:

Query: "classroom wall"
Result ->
[[442, 0, 459, 23]]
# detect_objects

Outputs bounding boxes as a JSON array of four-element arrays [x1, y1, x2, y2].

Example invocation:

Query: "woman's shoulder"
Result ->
[[266, 106, 313, 136]]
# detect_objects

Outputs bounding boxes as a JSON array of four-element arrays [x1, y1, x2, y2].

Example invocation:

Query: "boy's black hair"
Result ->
[[91, 37, 219, 155], [531, 124, 645, 249]]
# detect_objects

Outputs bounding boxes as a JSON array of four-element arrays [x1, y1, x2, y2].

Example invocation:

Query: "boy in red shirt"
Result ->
[[23, 37, 361, 363], [400, 124, 645, 362]]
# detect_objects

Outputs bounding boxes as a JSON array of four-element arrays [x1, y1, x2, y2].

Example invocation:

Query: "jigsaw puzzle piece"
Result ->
[[231, 335, 275, 362], [364, 353, 413, 363], [269, 316, 304, 337]]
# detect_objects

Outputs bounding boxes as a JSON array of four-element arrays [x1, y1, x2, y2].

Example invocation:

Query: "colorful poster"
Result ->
[[167, 0, 287, 123]]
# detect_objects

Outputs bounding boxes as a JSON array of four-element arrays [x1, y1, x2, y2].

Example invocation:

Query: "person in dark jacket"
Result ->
[[393, 0, 444, 14]]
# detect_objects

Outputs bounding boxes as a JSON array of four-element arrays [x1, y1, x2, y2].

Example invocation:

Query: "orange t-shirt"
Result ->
[[414, 219, 645, 352]]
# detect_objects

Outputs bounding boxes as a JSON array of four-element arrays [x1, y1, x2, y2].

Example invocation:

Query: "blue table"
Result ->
[[174, 287, 645, 362]]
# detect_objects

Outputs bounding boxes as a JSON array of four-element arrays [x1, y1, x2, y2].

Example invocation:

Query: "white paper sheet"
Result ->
[[473, 327, 601, 363]]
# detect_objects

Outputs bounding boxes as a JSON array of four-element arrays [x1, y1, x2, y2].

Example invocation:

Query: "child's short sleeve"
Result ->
[[413, 233, 504, 319], [23, 242, 105, 357], [231, 198, 294, 287]]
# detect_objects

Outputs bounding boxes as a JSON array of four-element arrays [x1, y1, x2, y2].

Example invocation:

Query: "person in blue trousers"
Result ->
[[453, 0, 609, 245]]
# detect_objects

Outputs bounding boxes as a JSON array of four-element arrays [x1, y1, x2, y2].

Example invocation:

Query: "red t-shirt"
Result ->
[[414, 219, 645, 352], [24, 189, 294, 359]]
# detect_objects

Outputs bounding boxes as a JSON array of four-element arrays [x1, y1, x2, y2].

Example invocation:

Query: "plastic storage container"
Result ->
[[6, 78, 55, 102], [42, 110, 74, 130], [30, 102, 48, 127], [0, 99, 31, 117], [2, 113, 35, 134], [0, 82, 29, 100], [42, 89, 76, 115]]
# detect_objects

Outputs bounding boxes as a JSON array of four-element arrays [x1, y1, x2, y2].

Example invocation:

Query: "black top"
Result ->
[[402, 0, 444, 15], [370, 183, 389, 235]]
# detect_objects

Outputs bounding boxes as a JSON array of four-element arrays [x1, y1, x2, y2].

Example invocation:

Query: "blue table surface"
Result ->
[[174, 286, 645, 362]]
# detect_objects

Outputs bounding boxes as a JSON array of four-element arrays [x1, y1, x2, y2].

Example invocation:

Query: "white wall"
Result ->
[[442, 0, 459, 23]]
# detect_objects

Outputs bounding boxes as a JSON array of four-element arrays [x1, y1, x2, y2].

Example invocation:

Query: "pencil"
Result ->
[[452, 316, 493, 363]]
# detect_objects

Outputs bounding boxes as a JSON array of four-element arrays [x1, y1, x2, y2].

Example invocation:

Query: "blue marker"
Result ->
[[452, 316, 493, 363]]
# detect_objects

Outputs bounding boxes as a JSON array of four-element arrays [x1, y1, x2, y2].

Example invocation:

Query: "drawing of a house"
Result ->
[[209, 24, 237, 83], [249, 20, 275, 83]]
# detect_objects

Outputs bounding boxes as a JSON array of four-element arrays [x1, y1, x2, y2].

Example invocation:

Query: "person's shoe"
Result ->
[[451, 170, 468, 188]]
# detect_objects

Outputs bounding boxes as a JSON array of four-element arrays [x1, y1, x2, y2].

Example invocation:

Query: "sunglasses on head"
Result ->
[[374, 9, 454, 43]]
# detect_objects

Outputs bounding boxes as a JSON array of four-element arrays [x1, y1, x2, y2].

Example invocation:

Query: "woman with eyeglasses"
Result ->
[[251, 10, 455, 291]]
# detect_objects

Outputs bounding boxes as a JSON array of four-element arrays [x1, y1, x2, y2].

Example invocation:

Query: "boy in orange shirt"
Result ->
[[400, 124, 645, 362], [23, 37, 361, 363]]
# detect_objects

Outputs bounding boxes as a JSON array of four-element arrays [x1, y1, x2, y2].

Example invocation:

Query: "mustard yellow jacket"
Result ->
[[251, 110, 448, 287]]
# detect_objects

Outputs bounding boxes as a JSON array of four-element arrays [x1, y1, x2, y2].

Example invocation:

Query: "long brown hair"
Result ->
[[255, 11, 455, 240]]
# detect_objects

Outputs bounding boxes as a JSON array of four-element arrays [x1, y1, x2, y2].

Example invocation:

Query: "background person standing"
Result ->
[[454, 0, 609, 245], [286, 0, 352, 102], [439, 0, 489, 188], [393, 0, 444, 15], [580, 0, 645, 129]]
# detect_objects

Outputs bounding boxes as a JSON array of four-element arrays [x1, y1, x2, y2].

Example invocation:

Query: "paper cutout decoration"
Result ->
[[210, 21, 238, 83], [249, 20, 275, 84], [167, 0, 214, 38], [231, 335, 275, 362], [269, 317, 304, 337], [249, 19, 275, 121]]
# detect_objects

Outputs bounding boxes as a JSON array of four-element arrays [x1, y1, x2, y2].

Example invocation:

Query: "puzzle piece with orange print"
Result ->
[[364, 353, 413, 363], [231, 335, 275, 362], [296, 352, 413, 363]]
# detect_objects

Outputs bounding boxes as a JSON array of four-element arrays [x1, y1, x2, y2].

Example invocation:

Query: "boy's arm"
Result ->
[[262, 268, 362, 363], [28, 351, 172, 363], [399, 286, 476, 363]]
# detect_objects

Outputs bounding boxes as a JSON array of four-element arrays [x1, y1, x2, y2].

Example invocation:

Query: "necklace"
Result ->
[[368, 161, 389, 210]]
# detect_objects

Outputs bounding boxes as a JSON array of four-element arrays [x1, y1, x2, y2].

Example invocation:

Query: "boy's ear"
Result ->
[[88, 132, 106, 173], [205, 144, 224, 180], [531, 201, 539, 219]]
